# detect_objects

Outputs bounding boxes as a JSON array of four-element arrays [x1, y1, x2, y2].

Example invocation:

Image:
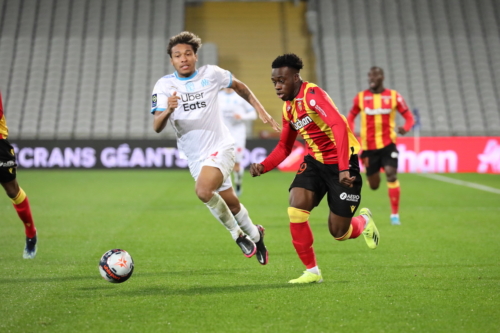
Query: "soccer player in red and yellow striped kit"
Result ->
[[250, 54, 379, 283], [347, 67, 414, 225], [0, 91, 38, 258]]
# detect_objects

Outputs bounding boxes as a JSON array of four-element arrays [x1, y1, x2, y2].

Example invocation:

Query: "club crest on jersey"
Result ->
[[291, 116, 312, 130], [185, 82, 195, 92], [152, 94, 157, 107], [297, 101, 303, 111], [201, 79, 210, 87]]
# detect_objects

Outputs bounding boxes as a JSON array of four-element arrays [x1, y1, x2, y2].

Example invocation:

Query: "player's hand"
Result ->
[[167, 91, 180, 113], [339, 170, 355, 188], [257, 110, 281, 132], [249, 163, 265, 177], [398, 126, 408, 135]]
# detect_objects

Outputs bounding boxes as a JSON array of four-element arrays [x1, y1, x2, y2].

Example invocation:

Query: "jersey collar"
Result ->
[[174, 70, 199, 81]]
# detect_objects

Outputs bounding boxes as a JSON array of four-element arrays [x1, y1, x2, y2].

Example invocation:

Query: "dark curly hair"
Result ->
[[167, 31, 202, 57], [271, 53, 304, 70]]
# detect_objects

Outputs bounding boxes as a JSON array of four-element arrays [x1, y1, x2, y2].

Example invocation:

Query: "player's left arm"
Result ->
[[305, 88, 355, 188], [396, 92, 414, 135], [230, 77, 281, 132]]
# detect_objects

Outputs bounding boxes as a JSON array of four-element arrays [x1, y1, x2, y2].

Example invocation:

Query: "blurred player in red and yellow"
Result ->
[[250, 54, 379, 284], [0, 91, 37, 258], [347, 67, 414, 225]]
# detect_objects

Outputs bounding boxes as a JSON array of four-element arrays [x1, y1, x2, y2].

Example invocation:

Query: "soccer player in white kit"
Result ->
[[151, 32, 280, 265], [219, 88, 257, 197]]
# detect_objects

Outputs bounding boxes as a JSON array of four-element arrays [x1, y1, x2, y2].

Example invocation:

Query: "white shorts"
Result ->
[[188, 145, 235, 192]]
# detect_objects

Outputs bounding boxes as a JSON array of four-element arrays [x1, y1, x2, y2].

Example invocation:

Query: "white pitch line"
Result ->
[[419, 173, 500, 195]]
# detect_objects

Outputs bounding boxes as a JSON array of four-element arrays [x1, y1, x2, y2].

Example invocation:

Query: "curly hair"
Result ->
[[271, 53, 304, 70], [167, 31, 202, 57]]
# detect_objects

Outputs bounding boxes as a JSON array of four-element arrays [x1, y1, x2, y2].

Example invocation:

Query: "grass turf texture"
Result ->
[[1, 170, 499, 332]]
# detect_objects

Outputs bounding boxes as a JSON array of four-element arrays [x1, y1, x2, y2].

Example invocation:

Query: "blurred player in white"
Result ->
[[219, 87, 257, 197], [151, 31, 280, 265]]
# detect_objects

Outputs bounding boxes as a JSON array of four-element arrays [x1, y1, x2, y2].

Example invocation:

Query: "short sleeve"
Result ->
[[212, 65, 232, 89], [151, 79, 169, 114]]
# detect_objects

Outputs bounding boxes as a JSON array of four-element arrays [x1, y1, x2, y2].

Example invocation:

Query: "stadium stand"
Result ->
[[0, 0, 498, 138], [0, 0, 184, 139], [309, 0, 500, 136]]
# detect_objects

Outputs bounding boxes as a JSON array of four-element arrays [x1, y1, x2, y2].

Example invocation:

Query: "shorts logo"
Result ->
[[340, 192, 360, 202], [297, 162, 307, 174], [391, 151, 398, 158], [350, 205, 356, 213], [152, 94, 157, 108]]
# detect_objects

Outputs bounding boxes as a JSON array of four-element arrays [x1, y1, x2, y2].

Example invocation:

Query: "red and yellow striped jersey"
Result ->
[[0, 92, 8, 139], [347, 89, 414, 151], [261, 82, 360, 172]]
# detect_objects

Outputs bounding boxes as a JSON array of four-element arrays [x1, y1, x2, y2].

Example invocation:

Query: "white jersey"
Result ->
[[151, 65, 234, 162], [218, 90, 257, 147]]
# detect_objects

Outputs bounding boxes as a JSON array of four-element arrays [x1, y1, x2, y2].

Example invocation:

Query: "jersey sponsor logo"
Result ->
[[152, 94, 157, 108], [185, 82, 195, 92], [339, 192, 360, 202], [201, 79, 210, 87], [310, 99, 316, 106], [291, 116, 312, 130], [364, 107, 392, 115], [180, 92, 207, 111]]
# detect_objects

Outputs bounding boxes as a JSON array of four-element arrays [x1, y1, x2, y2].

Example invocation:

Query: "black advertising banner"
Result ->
[[11, 140, 279, 169]]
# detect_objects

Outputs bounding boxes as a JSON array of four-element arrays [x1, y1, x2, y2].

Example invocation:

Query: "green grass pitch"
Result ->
[[1, 170, 499, 332]]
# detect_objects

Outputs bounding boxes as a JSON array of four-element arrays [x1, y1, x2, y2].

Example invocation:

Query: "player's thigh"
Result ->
[[380, 143, 399, 169], [198, 146, 235, 192], [360, 149, 382, 177], [325, 163, 363, 218]]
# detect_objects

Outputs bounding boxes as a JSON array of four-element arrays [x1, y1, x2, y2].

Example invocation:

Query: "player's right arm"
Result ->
[[153, 91, 180, 133], [346, 93, 360, 134], [250, 116, 297, 177]]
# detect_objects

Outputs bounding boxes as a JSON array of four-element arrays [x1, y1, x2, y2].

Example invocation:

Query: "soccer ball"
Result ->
[[98, 249, 134, 283]]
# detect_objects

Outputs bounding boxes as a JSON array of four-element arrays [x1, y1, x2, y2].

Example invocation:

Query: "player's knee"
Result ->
[[195, 187, 213, 203], [329, 225, 350, 239]]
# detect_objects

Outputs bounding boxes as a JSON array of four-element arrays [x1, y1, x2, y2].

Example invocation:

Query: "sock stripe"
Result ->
[[335, 224, 353, 241], [11, 188, 27, 205], [387, 180, 400, 189], [288, 207, 310, 223]]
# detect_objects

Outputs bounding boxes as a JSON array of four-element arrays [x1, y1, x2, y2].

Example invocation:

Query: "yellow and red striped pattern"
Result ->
[[283, 82, 359, 164], [358, 89, 398, 150]]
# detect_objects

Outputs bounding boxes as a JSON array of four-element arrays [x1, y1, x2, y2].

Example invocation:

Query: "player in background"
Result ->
[[347, 67, 414, 225], [151, 32, 280, 265], [0, 92, 37, 258], [218, 87, 257, 197], [250, 54, 379, 284]]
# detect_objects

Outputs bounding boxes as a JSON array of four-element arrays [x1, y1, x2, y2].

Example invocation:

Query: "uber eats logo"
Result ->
[[181, 92, 207, 111]]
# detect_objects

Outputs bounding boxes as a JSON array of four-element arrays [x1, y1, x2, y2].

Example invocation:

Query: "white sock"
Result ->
[[234, 204, 260, 242], [233, 169, 243, 187], [361, 214, 370, 228], [306, 266, 320, 275], [205, 192, 242, 240]]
